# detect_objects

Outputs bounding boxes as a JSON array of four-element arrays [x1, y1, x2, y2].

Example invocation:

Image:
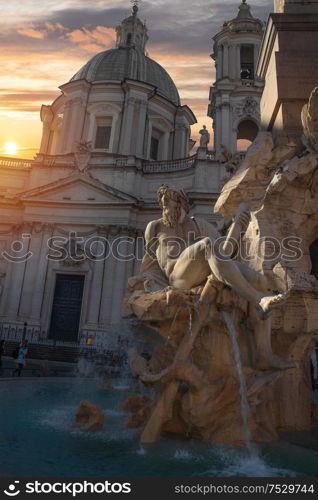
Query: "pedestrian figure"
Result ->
[[0, 340, 5, 375], [12, 340, 28, 377]]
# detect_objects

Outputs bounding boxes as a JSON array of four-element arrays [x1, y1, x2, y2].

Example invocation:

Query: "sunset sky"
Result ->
[[0, 0, 273, 159]]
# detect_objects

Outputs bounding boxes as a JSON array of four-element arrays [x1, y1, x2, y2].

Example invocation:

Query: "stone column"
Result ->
[[6, 225, 31, 321], [223, 43, 229, 78], [86, 235, 107, 325], [50, 118, 62, 155], [110, 231, 131, 324], [160, 131, 170, 160], [174, 124, 188, 159], [236, 45, 241, 79], [135, 99, 148, 158], [218, 45, 223, 79], [229, 45, 235, 80], [65, 98, 86, 152], [254, 45, 259, 77], [39, 107, 53, 154], [30, 224, 53, 322], [99, 228, 118, 327], [214, 105, 222, 154], [221, 102, 231, 150], [19, 224, 47, 320], [120, 96, 135, 155], [60, 100, 74, 154], [0, 234, 14, 318], [146, 121, 153, 159]]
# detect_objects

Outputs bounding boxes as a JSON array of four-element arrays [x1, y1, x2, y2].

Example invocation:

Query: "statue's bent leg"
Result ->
[[169, 240, 212, 289], [170, 238, 286, 319], [204, 238, 287, 319]]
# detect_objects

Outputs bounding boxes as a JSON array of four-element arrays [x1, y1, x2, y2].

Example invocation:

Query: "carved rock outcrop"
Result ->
[[74, 400, 105, 432]]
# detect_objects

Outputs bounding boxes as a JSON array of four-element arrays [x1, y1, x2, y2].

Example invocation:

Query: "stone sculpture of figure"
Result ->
[[141, 185, 286, 321], [199, 125, 210, 148]]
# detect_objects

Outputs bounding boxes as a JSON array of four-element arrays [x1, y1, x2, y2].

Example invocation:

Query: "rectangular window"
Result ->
[[150, 137, 159, 160], [95, 126, 111, 149], [240, 45, 254, 80]]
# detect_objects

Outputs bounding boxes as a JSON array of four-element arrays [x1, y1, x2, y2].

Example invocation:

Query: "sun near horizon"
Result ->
[[3, 141, 18, 156]]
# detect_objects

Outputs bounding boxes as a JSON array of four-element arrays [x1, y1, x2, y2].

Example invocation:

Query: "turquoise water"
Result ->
[[0, 379, 317, 478]]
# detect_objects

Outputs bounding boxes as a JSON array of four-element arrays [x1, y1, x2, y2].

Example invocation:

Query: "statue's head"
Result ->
[[157, 185, 190, 227]]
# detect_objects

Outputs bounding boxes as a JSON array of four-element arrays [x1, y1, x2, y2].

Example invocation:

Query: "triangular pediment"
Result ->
[[19, 173, 138, 205]]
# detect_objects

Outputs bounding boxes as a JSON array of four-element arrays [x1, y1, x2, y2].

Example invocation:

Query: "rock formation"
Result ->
[[74, 400, 105, 432], [122, 88, 318, 447]]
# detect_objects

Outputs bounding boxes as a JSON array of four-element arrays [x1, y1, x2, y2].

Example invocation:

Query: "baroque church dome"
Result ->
[[70, 5, 180, 106], [70, 48, 180, 106], [40, 3, 195, 162]]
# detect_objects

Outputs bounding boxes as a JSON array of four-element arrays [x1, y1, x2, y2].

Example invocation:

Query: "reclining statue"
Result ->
[[141, 184, 286, 321]]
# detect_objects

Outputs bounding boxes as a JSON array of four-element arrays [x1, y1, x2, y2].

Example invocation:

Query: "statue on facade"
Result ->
[[199, 125, 210, 148]]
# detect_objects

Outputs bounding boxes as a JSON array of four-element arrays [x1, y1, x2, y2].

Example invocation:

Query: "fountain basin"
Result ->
[[0, 379, 317, 477]]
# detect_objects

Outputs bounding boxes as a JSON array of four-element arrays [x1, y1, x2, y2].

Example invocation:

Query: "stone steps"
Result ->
[[4, 341, 85, 364]]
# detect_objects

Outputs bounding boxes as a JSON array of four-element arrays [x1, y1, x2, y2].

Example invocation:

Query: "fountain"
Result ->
[[1, 93, 316, 479], [1, 377, 318, 477], [122, 87, 318, 448], [221, 311, 252, 452]]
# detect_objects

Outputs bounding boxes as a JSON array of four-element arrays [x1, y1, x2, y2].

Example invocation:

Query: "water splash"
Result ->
[[173, 449, 196, 461], [203, 447, 296, 477], [221, 311, 253, 453], [136, 447, 147, 456]]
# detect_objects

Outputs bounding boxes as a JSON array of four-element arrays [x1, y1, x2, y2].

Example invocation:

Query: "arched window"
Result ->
[[310, 239, 318, 279], [240, 45, 254, 80], [236, 119, 258, 151], [126, 33, 132, 45]]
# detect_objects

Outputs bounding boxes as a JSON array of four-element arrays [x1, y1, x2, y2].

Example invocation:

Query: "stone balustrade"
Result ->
[[0, 151, 244, 173], [0, 156, 33, 169], [142, 154, 198, 173]]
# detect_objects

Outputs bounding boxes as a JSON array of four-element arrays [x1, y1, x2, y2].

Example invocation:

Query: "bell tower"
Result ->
[[208, 0, 264, 156]]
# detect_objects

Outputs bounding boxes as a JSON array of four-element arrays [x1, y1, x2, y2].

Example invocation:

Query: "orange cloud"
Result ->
[[65, 26, 116, 49], [44, 22, 68, 33], [17, 25, 45, 39]]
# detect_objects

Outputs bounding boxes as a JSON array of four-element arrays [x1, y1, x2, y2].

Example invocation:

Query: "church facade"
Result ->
[[0, 2, 264, 346]]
